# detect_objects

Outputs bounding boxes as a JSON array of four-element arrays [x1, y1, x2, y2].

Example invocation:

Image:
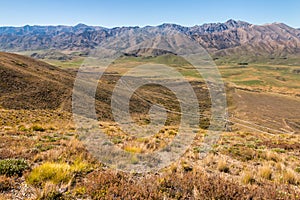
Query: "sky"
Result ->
[[1, 0, 300, 28]]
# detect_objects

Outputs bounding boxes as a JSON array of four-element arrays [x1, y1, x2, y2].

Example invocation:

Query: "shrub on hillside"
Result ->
[[0, 159, 28, 176]]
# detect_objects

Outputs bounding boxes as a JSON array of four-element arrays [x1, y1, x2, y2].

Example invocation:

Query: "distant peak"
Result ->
[[224, 19, 250, 28], [158, 23, 183, 27], [74, 23, 88, 28], [225, 19, 238, 24]]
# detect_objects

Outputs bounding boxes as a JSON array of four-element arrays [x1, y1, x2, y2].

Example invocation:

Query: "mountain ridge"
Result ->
[[1, 19, 300, 57], [0, 19, 290, 31]]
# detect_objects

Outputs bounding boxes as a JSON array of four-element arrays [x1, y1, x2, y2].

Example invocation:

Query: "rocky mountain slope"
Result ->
[[1, 20, 300, 57]]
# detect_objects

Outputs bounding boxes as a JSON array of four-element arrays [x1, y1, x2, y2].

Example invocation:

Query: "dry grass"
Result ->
[[258, 165, 273, 180], [217, 159, 230, 173], [264, 150, 281, 162], [33, 181, 62, 200], [0, 175, 14, 192], [26, 162, 73, 186], [241, 171, 255, 184], [280, 169, 299, 185], [123, 146, 143, 153]]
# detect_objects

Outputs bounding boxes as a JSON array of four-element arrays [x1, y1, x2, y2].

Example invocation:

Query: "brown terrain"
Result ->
[[0, 51, 299, 199], [232, 89, 300, 134], [0, 52, 73, 110]]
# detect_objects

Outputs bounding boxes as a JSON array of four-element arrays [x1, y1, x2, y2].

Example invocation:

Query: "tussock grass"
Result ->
[[217, 159, 230, 173], [26, 162, 72, 186], [241, 171, 255, 184], [280, 169, 299, 185], [27, 155, 92, 187], [258, 165, 272, 180], [123, 146, 143, 153], [264, 150, 281, 162]]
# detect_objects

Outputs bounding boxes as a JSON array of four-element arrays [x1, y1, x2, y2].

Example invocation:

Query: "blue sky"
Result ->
[[1, 0, 300, 28]]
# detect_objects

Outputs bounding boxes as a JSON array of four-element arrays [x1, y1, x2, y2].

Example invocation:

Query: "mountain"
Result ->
[[1, 20, 300, 57]]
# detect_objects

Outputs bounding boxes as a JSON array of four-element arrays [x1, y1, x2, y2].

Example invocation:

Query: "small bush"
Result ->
[[182, 162, 193, 172], [18, 125, 29, 132], [73, 186, 87, 196], [0, 175, 14, 192], [130, 155, 139, 165], [168, 130, 177, 136], [0, 159, 28, 177], [35, 143, 54, 152], [31, 125, 45, 132], [272, 148, 286, 153]]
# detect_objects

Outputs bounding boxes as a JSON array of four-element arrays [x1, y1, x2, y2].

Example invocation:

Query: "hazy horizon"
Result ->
[[0, 19, 298, 29], [0, 0, 299, 28]]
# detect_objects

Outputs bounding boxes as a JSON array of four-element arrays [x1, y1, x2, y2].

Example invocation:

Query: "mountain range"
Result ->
[[1, 19, 300, 57]]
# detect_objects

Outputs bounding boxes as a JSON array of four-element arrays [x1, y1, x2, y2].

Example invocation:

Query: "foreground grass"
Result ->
[[0, 122, 299, 199]]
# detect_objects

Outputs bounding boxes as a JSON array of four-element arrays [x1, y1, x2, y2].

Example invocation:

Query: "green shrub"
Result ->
[[272, 148, 286, 153], [0, 159, 29, 176], [31, 125, 45, 132], [18, 125, 29, 132]]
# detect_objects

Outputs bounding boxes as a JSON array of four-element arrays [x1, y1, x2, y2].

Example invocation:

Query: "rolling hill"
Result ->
[[0, 52, 74, 110], [0, 52, 211, 126]]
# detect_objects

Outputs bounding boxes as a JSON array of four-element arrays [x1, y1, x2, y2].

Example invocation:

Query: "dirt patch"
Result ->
[[231, 89, 300, 134]]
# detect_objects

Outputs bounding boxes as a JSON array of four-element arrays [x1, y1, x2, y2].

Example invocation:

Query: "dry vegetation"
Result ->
[[0, 52, 299, 199], [0, 124, 300, 199]]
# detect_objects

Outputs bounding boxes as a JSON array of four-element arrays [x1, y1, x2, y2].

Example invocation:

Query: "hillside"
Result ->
[[0, 52, 211, 126], [0, 52, 74, 110]]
